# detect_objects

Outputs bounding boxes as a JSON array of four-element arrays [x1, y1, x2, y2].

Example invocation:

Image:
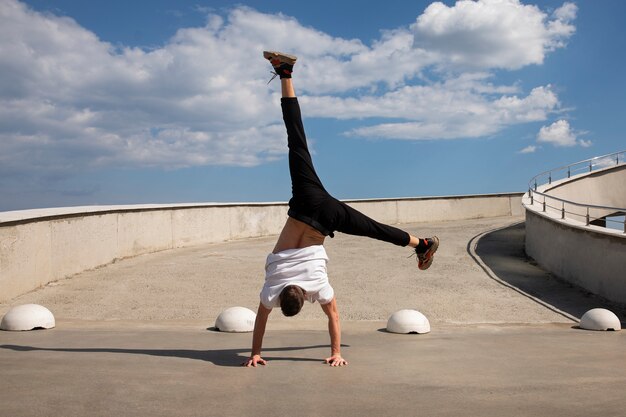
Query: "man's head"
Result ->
[[280, 285, 306, 316]]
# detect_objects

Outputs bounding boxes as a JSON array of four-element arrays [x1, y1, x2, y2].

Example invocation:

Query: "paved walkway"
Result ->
[[1, 216, 625, 417], [1, 216, 602, 324]]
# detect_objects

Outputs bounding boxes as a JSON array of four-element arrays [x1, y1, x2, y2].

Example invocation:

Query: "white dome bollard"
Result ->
[[215, 307, 256, 332], [1, 304, 56, 331], [579, 308, 621, 331], [387, 309, 430, 334]]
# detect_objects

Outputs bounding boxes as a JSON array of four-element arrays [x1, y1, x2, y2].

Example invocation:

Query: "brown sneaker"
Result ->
[[415, 236, 439, 270], [263, 51, 297, 81]]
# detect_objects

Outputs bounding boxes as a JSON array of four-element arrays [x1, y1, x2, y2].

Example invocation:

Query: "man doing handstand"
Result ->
[[242, 51, 439, 367]]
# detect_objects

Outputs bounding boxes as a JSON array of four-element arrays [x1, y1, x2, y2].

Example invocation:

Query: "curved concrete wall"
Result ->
[[525, 211, 626, 303], [523, 164, 626, 304], [542, 164, 626, 220], [544, 164, 626, 208], [0, 193, 522, 303]]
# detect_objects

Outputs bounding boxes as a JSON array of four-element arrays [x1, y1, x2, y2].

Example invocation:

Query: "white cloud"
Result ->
[[0, 1, 289, 175], [536, 120, 590, 148], [0, 0, 576, 181], [519, 145, 538, 154], [537, 120, 574, 145], [314, 82, 558, 140], [412, 0, 577, 70]]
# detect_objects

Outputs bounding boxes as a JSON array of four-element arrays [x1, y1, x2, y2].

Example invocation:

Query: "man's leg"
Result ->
[[265, 51, 438, 269], [334, 199, 411, 246], [284, 70, 439, 265], [334, 199, 439, 270], [266, 51, 333, 233], [265, 51, 325, 201], [281, 79, 328, 202]]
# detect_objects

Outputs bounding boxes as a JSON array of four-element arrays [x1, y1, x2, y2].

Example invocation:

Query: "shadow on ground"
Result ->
[[0, 343, 349, 367], [472, 221, 626, 324]]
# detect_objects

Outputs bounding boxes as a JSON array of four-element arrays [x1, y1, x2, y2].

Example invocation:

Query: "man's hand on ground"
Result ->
[[324, 354, 348, 367], [242, 355, 267, 367]]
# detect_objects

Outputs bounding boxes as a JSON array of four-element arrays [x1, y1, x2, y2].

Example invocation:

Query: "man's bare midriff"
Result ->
[[273, 217, 326, 253]]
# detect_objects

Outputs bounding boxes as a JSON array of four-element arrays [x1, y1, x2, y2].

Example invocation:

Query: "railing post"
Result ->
[[534, 180, 537, 191], [548, 173, 552, 184], [530, 190, 533, 205], [586, 207, 590, 226], [543, 200, 546, 212], [561, 202, 565, 219], [589, 161, 592, 172], [567, 167, 571, 178]]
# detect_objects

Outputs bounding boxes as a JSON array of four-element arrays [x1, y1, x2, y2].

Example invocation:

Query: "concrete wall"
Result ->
[[523, 164, 626, 304], [541, 165, 626, 220], [525, 210, 626, 304], [0, 193, 522, 302], [544, 164, 626, 208]]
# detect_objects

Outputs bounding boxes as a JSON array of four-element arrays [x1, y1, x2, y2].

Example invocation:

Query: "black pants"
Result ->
[[282, 97, 410, 247]]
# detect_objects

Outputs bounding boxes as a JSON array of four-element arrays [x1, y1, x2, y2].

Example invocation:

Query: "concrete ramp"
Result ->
[[0, 216, 583, 325], [2, 216, 626, 417]]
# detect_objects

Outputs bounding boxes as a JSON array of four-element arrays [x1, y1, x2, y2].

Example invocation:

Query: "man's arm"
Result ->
[[242, 302, 272, 367], [321, 297, 348, 366]]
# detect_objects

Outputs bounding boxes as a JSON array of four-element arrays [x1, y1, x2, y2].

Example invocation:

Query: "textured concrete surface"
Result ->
[[525, 210, 626, 304], [522, 163, 626, 304], [1, 216, 625, 417], [2, 216, 575, 324], [477, 221, 626, 318], [1, 323, 625, 417], [0, 194, 521, 302]]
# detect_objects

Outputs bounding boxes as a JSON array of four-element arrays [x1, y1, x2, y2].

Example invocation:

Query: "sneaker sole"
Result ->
[[418, 236, 439, 271], [263, 51, 297, 65]]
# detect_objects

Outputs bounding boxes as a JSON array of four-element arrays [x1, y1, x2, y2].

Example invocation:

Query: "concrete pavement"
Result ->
[[1, 322, 624, 417], [0, 216, 584, 324], [1, 216, 625, 417]]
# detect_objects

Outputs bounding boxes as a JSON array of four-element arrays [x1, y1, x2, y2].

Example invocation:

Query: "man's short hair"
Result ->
[[280, 285, 306, 316]]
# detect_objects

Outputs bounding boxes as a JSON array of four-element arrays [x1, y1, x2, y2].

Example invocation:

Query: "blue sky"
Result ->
[[1, 0, 625, 211]]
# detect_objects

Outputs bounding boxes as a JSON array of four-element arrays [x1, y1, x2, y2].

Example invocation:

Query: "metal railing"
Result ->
[[526, 150, 626, 233]]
